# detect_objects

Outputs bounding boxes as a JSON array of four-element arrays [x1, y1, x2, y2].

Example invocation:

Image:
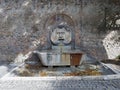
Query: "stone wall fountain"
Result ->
[[35, 14, 83, 66], [0, 0, 118, 78]]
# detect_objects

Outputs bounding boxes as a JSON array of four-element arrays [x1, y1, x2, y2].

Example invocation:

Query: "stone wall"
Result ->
[[0, 0, 119, 62]]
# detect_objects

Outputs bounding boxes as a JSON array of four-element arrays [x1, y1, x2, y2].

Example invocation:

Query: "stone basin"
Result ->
[[35, 50, 83, 66]]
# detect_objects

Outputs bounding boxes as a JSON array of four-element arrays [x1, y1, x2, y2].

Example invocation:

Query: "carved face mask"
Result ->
[[51, 25, 72, 45]]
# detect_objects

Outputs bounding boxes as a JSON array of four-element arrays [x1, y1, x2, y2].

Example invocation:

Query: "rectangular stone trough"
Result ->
[[35, 50, 83, 66]]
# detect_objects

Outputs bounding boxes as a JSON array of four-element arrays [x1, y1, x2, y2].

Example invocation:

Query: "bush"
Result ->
[[116, 55, 120, 59]]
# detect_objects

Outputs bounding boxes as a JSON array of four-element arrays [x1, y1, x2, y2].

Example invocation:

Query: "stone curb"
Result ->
[[1, 74, 120, 81]]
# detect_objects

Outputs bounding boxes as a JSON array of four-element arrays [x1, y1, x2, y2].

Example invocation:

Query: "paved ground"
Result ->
[[1, 77, 120, 90], [1, 62, 120, 90], [101, 63, 120, 74]]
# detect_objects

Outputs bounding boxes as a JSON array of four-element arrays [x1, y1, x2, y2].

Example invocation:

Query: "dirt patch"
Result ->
[[25, 64, 41, 69], [101, 59, 120, 65], [64, 69, 101, 76], [15, 68, 34, 76], [40, 71, 47, 76]]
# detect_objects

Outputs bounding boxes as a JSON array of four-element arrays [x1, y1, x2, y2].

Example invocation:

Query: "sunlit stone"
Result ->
[[32, 40, 40, 47], [116, 19, 120, 25], [35, 20, 40, 24], [3, 15, 8, 22], [23, 31, 29, 36], [22, 1, 30, 6], [0, 8, 3, 13]]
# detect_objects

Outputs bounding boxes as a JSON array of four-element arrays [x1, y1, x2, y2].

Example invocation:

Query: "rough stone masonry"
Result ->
[[0, 0, 119, 62]]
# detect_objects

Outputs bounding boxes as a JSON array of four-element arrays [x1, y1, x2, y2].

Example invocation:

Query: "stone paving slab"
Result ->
[[101, 63, 120, 74], [1, 64, 116, 78]]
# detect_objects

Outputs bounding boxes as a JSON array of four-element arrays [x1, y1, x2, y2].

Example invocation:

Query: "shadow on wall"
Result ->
[[79, 44, 108, 62], [80, 30, 120, 61]]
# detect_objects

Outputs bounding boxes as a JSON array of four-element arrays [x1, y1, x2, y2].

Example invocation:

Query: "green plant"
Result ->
[[116, 55, 120, 59]]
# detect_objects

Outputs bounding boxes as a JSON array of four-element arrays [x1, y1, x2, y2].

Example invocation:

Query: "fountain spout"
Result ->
[[60, 43, 63, 53], [58, 39, 64, 53]]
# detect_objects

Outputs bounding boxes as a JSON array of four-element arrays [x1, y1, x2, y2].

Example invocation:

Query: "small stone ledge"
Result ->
[[1, 74, 120, 81]]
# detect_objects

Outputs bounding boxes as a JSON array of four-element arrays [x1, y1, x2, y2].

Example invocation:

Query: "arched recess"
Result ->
[[44, 13, 75, 29], [44, 13, 76, 49]]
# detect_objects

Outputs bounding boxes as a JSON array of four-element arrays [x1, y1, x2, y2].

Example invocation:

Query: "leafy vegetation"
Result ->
[[116, 55, 120, 59]]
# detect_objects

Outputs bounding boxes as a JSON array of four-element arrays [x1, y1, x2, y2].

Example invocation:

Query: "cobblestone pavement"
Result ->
[[1, 62, 120, 90], [0, 77, 120, 90]]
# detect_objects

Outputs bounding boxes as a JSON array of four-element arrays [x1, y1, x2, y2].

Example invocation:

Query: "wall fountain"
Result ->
[[25, 13, 83, 66], [36, 24, 83, 66]]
